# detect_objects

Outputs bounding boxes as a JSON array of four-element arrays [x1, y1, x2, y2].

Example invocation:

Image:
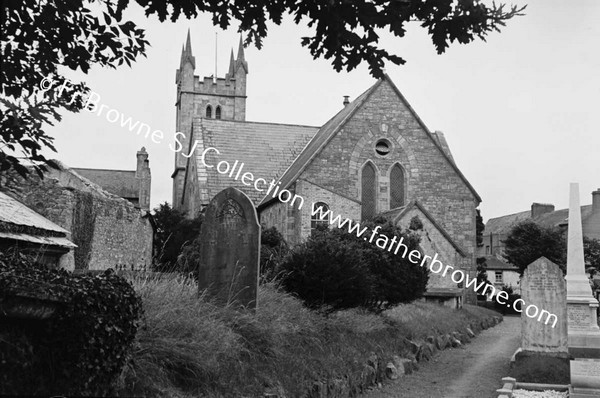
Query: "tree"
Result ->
[[503, 220, 567, 274], [152, 202, 203, 271], [584, 237, 600, 277], [475, 209, 489, 288], [2, 0, 524, 177], [1, 0, 149, 177]]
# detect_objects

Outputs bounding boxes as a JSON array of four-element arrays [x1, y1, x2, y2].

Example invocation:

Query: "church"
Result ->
[[171, 33, 482, 305]]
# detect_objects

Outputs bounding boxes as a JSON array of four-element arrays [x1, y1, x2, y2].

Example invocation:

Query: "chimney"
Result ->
[[593, 188, 600, 214], [136, 147, 149, 178], [343, 96, 350, 106], [531, 203, 555, 218]]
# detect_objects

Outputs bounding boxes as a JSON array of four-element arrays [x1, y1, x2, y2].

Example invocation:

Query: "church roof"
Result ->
[[192, 119, 318, 204], [259, 75, 481, 208]]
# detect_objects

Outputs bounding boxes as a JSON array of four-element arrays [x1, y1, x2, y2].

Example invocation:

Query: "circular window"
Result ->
[[375, 139, 392, 156]]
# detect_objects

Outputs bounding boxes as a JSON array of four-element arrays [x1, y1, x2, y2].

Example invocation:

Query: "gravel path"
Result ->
[[363, 315, 521, 398]]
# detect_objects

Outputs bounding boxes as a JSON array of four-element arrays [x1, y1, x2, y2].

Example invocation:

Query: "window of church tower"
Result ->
[[390, 164, 405, 209], [361, 162, 377, 220], [206, 105, 212, 118], [215, 106, 222, 119], [375, 139, 392, 157], [311, 202, 330, 235]]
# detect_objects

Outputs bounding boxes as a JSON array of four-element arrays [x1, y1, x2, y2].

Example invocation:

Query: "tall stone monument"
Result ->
[[198, 187, 260, 309], [566, 183, 600, 355], [566, 183, 600, 398]]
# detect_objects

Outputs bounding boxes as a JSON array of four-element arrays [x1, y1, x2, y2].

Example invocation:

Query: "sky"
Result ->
[[46, 0, 600, 222]]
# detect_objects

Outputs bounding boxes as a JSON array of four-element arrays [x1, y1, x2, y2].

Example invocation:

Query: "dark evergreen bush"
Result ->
[[260, 226, 289, 282], [0, 251, 143, 396], [279, 219, 428, 311]]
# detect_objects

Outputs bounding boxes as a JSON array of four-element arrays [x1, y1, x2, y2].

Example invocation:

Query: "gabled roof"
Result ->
[[258, 80, 381, 208], [485, 205, 594, 235], [73, 168, 139, 199], [259, 74, 481, 208], [379, 200, 467, 257], [191, 119, 318, 205]]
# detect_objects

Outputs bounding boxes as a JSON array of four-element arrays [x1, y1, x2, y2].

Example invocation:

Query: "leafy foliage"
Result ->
[[503, 220, 567, 275], [494, 284, 521, 315], [151, 202, 203, 271], [1, 0, 148, 177], [0, 250, 143, 396], [476, 256, 489, 288], [476, 208, 485, 247], [584, 237, 600, 275], [279, 219, 428, 311], [260, 226, 289, 282], [122, 0, 525, 77]]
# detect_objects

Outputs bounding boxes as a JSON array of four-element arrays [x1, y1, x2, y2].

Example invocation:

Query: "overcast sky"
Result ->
[[47, 0, 600, 222]]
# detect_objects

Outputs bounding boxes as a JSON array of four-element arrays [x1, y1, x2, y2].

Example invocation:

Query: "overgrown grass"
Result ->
[[117, 275, 500, 397]]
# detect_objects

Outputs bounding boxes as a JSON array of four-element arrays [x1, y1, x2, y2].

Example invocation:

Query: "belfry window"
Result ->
[[390, 164, 405, 209], [215, 106, 222, 119], [361, 162, 377, 220], [206, 105, 212, 118]]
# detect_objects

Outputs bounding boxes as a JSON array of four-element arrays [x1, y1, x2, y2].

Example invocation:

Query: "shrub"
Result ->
[[260, 226, 289, 282], [279, 219, 428, 311], [0, 250, 143, 396], [493, 284, 521, 315]]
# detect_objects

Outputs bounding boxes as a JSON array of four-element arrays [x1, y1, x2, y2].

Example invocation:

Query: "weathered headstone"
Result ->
[[198, 187, 260, 309], [520, 257, 568, 356]]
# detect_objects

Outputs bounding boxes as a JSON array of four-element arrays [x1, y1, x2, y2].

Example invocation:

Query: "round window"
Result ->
[[375, 139, 391, 156]]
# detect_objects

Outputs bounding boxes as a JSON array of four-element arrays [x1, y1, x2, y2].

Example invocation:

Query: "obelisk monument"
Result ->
[[566, 183, 600, 356]]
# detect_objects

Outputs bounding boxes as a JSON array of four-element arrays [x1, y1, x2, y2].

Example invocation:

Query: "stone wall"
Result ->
[[1, 167, 153, 271]]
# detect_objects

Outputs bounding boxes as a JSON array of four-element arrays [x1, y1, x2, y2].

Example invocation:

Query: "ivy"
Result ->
[[0, 250, 143, 396]]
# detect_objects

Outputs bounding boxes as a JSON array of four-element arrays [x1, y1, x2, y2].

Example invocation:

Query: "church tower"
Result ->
[[172, 31, 248, 208]]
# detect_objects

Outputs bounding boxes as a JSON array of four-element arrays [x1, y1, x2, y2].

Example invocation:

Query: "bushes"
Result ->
[[278, 219, 429, 311], [260, 226, 289, 282], [0, 251, 143, 396]]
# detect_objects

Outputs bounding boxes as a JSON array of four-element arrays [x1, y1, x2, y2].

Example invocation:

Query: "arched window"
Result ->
[[206, 105, 212, 118], [361, 162, 377, 220], [311, 202, 330, 235], [215, 106, 222, 119], [389, 163, 405, 209]]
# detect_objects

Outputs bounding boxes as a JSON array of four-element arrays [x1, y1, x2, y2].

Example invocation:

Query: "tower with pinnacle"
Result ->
[[172, 30, 248, 207]]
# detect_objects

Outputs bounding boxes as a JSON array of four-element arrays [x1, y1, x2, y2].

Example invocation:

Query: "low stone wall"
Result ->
[[264, 314, 503, 397]]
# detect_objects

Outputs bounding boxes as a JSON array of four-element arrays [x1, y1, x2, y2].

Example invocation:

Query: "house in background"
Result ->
[[74, 147, 151, 211], [481, 254, 520, 299], [480, 189, 600, 258], [0, 191, 76, 268]]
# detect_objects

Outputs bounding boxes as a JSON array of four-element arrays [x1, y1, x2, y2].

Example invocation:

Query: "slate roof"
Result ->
[[379, 200, 467, 257], [0, 191, 76, 249], [193, 119, 319, 205], [485, 205, 594, 235], [483, 255, 519, 271], [0, 191, 67, 234], [259, 75, 481, 208], [73, 168, 139, 199]]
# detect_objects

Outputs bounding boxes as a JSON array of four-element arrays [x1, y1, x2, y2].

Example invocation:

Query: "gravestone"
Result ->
[[520, 257, 568, 356], [198, 187, 260, 309]]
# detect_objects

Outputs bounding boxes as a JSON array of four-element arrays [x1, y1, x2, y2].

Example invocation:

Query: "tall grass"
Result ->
[[117, 275, 499, 397]]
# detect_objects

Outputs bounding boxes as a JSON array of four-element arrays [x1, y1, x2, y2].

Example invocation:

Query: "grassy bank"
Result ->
[[117, 275, 500, 397]]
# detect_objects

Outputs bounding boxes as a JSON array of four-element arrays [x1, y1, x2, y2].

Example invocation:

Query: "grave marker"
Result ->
[[198, 187, 260, 309]]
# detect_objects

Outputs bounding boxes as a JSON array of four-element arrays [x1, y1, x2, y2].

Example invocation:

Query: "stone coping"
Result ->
[[497, 376, 570, 398]]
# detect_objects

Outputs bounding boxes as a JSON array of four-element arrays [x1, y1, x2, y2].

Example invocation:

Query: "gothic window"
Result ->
[[389, 163, 405, 209], [215, 105, 222, 119], [361, 162, 377, 220], [206, 105, 212, 118], [311, 202, 330, 235]]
